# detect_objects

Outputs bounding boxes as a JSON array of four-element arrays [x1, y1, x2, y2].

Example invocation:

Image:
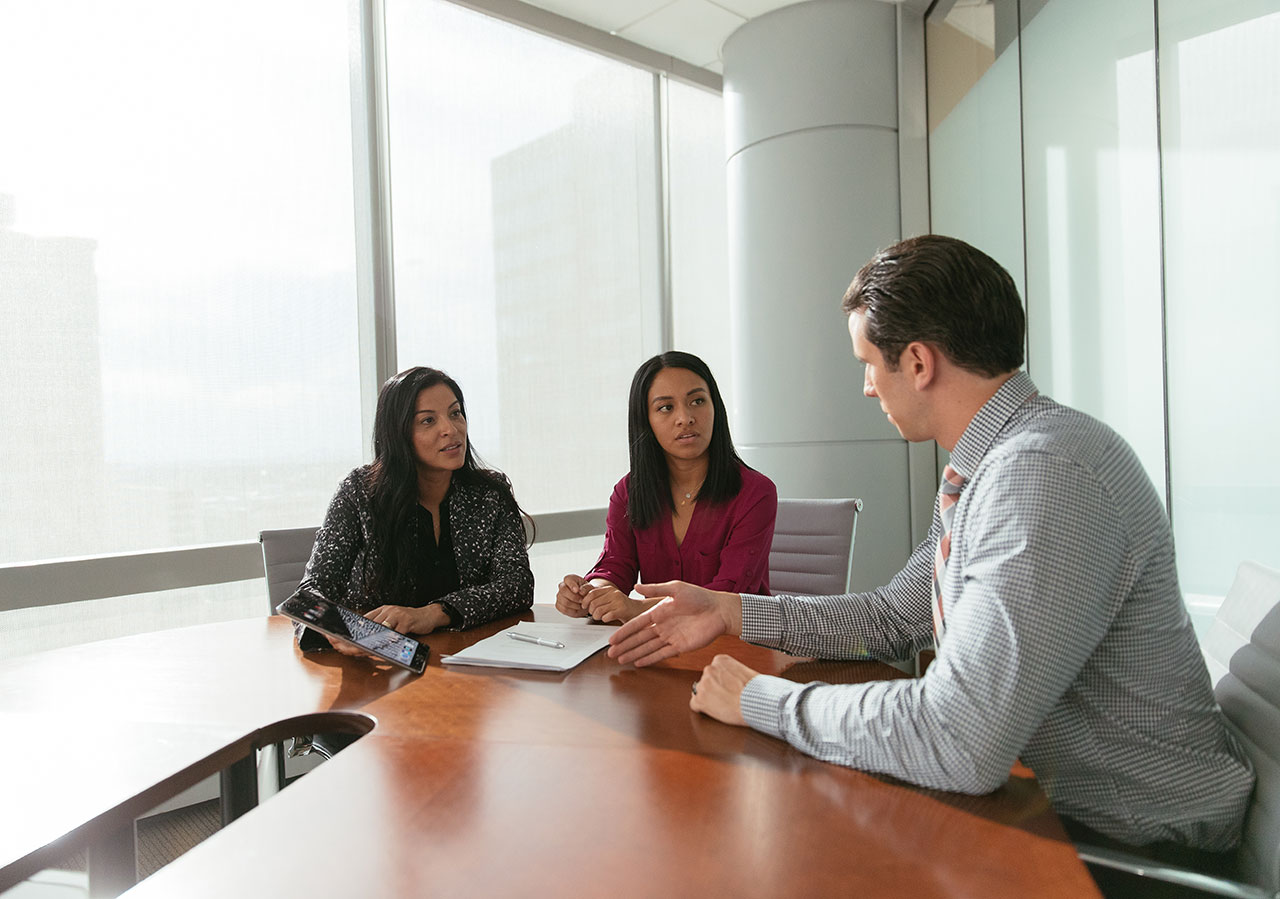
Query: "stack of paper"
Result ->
[[441, 622, 612, 672]]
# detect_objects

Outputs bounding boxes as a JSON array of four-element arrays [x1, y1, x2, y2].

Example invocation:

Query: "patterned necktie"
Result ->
[[932, 464, 967, 643]]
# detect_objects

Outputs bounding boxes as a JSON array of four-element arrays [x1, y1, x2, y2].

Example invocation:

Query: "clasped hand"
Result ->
[[555, 574, 649, 623]]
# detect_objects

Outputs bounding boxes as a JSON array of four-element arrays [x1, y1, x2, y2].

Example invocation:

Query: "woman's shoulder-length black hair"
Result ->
[[626, 351, 746, 531], [367, 366, 531, 596]]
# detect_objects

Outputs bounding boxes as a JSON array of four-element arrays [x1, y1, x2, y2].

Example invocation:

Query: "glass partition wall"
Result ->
[[1159, 2, 1280, 611], [926, 0, 1280, 631]]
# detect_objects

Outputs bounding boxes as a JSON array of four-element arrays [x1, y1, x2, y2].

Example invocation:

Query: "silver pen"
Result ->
[[507, 631, 566, 649]]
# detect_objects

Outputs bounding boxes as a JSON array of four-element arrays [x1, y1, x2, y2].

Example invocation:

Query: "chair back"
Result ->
[[768, 498, 862, 595], [1208, 561, 1280, 891], [259, 527, 319, 615]]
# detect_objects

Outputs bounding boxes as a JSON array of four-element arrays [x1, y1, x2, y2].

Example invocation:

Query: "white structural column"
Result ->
[[723, 0, 913, 591]]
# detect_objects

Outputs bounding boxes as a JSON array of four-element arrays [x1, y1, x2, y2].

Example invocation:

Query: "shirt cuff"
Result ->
[[740, 673, 802, 740], [740, 593, 784, 647]]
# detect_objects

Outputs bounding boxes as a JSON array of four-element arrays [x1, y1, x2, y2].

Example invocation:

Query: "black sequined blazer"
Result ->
[[296, 466, 534, 639]]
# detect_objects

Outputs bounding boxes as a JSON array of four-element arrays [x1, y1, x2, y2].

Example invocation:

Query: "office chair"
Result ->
[[1075, 561, 1280, 898], [258, 527, 332, 791], [260, 526, 320, 615], [767, 498, 862, 595]]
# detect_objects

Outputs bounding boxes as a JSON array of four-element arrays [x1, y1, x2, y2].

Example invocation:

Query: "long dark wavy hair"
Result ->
[[367, 366, 530, 598], [626, 351, 746, 531]]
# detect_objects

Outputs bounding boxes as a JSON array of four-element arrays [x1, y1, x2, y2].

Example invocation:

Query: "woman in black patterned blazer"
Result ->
[[295, 366, 534, 652]]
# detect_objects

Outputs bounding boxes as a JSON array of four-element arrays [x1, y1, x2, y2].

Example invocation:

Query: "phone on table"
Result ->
[[277, 587, 429, 674]]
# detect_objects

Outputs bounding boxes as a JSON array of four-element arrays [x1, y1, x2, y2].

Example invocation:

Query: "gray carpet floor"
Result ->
[[45, 799, 221, 880]]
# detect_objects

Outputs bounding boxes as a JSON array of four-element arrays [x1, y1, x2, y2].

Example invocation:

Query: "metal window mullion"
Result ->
[[656, 72, 673, 351], [351, 0, 398, 457], [1152, 0, 1174, 520], [898, 4, 940, 546]]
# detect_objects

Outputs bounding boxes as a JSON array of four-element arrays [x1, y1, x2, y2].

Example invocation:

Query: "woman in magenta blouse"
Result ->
[[556, 351, 777, 624]]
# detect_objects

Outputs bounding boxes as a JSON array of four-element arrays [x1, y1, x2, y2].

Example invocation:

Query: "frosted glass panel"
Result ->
[[385, 0, 662, 516], [925, 0, 1280, 622], [668, 79, 733, 406], [928, 36, 1025, 300], [0, 1, 363, 564], [1161, 2, 1280, 600], [1021, 0, 1166, 500]]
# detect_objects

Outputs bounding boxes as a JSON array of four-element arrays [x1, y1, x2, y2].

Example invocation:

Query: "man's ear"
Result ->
[[901, 341, 937, 390]]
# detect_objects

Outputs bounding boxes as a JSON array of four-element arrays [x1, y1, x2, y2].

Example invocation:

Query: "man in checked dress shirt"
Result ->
[[608, 235, 1253, 855]]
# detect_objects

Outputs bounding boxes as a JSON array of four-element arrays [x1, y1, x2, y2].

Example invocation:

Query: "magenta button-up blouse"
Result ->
[[585, 464, 778, 595]]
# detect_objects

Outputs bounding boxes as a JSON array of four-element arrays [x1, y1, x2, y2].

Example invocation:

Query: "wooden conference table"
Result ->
[[0, 608, 1100, 898]]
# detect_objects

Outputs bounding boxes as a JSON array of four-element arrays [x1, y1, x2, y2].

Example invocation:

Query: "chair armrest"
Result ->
[[1076, 843, 1278, 899]]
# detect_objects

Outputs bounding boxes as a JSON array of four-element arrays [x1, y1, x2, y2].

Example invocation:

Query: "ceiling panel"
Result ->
[[522, 0, 673, 35], [619, 0, 747, 68], [516, 0, 917, 73], [715, 0, 801, 18]]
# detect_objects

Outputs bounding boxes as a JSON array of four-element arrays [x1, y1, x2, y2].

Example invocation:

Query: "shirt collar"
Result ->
[[947, 370, 1038, 479]]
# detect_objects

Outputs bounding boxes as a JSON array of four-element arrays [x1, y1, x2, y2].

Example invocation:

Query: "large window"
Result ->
[[385, 0, 663, 516], [0, 0, 364, 569], [669, 79, 733, 410], [0, 0, 732, 657], [0, 0, 362, 657]]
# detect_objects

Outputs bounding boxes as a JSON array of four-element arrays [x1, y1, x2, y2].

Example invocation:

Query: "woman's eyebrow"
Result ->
[[416, 401, 460, 415]]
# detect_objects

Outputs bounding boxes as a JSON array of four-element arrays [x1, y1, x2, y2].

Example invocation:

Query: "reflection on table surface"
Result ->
[[0, 607, 1099, 898]]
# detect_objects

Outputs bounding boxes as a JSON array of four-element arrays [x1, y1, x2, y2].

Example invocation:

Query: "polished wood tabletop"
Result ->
[[0, 608, 1100, 898]]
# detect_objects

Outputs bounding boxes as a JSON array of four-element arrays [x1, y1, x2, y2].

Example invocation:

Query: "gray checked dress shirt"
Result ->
[[737, 371, 1254, 851]]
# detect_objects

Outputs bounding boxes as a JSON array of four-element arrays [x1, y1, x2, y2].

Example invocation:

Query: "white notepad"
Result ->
[[441, 622, 613, 672]]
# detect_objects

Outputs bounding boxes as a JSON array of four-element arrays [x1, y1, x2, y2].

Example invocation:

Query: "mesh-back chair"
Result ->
[[768, 498, 862, 596], [1076, 561, 1280, 898]]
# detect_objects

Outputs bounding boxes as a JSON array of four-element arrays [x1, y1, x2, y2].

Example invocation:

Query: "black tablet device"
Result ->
[[277, 588, 429, 674]]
